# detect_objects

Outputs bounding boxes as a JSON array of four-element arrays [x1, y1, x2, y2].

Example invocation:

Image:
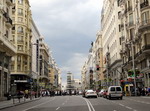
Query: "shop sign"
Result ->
[[14, 80, 28, 83]]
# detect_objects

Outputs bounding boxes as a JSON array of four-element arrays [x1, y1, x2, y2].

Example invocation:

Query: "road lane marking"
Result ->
[[126, 98, 150, 105], [22, 97, 55, 111], [56, 107, 60, 110], [87, 99, 95, 111], [83, 98, 91, 111], [119, 103, 125, 107], [125, 106, 132, 110]]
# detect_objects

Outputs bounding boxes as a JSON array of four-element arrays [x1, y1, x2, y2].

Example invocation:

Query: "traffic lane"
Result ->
[[88, 97, 138, 111], [113, 97, 150, 111], [99, 97, 150, 111], [23, 96, 69, 111], [25, 96, 89, 111], [125, 96, 150, 103], [59, 96, 89, 111], [0, 97, 56, 111]]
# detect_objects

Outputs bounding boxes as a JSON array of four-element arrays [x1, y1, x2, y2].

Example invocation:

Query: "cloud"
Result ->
[[30, 0, 103, 85], [60, 53, 87, 84]]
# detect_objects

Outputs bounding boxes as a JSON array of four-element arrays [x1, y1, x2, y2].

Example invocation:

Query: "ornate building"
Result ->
[[0, 0, 16, 100]]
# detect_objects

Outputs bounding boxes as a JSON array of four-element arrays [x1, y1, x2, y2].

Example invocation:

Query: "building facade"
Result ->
[[31, 19, 40, 92], [101, 0, 122, 87], [119, 0, 150, 90], [39, 37, 49, 90], [0, 0, 16, 100], [10, 0, 32, 92]]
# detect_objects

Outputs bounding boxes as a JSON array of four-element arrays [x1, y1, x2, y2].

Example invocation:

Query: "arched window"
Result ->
[[18, 27, 23, 33]]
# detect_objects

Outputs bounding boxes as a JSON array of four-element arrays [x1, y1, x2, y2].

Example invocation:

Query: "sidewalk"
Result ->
[[0, 97, 40, 110]]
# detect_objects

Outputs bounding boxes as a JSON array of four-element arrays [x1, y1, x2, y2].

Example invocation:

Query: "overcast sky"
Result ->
[[30, 0, 103, 85]]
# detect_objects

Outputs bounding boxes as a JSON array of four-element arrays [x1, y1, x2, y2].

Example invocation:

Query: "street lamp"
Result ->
[[131, 42, 137, 96], [126, 41, 137, 96]]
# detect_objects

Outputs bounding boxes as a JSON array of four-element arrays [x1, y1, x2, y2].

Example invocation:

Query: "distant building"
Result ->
[[66, 72, 74, 91]]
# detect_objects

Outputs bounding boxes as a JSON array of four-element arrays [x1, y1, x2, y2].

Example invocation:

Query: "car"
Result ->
[[85, 90, 97, 98], [98, 89, 105, 97], [106, 86, 123, 100], [103, 90, 108, 98]]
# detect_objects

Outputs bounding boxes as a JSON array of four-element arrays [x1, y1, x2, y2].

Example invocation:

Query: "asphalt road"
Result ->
[[0, 96, 150, 111]]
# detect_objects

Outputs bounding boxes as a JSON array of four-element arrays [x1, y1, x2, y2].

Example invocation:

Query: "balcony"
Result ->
[[139, 19, 150, 32], [0, 35, 16, 56], [140, 0, 149, 9], [6, 17, 13, 27], [142, 44, 150, 53], [12, 6, 16, 12]]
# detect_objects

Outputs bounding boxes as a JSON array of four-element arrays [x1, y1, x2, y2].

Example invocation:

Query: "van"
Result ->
[[107, 86, 123, 100]]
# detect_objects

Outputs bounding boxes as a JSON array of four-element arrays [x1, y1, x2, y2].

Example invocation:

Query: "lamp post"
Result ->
[[126, 41, 136, 96], [131, 41, 137, 96]]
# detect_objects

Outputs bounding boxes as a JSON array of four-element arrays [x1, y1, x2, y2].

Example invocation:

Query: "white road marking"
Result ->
[[119, 103, 125, 107], [125, 106, 132, 110], [83, 98, 91, 111], [87, 99, 95, 111], [56, 107, 60, 110], [22, 97, 55, 111]]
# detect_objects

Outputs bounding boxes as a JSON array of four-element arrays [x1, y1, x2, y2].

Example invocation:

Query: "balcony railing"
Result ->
[[140, 0, 149, 9], [142, 44, 150, 51], [139, 19, 150, 31], [6, 17, 12, 25]]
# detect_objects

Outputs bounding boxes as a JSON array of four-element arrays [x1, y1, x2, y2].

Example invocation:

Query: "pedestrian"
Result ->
[[141, 88, 145, 96], [25, 89, 29, 98]]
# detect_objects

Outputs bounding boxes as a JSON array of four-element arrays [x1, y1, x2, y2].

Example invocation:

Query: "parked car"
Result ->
[[103, 90, 108, 98], [106, 86, 123, 100], [85, 90, 97, 98], [82, 90, 88, 97], [98, 89, 105, 97]]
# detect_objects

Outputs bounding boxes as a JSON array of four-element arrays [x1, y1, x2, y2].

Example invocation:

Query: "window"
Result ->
[[116, 87, 121, 91], [18, 0, 23, 4], [17, 56, 21, 62], [11, 65, 14, 71], [17, 65, 21, 71], [18, 45, 23, 51], [18, 8, 23, 16], [110, 87, 115, 91], [141, 59, 147, 69], [141, 11, 150, 25], [118, 11, 121, 19], [18, 27, 23, 33], [18, 17, 23, 22], [129, 13, 134, 26], [17, 36, 23, 42], [144, 33, 150, 45], [129, 28, 135, 40]]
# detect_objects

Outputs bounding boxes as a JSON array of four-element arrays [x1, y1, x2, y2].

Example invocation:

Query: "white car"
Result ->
[[107, 86, 123, 100], [85, 90, 97, 98]]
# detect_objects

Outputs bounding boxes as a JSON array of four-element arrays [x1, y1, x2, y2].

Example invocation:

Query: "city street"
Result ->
[[0, 96, 150, 111]]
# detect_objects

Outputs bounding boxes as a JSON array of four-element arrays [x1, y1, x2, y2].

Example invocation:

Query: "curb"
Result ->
[[0, 98, 41, 110]]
